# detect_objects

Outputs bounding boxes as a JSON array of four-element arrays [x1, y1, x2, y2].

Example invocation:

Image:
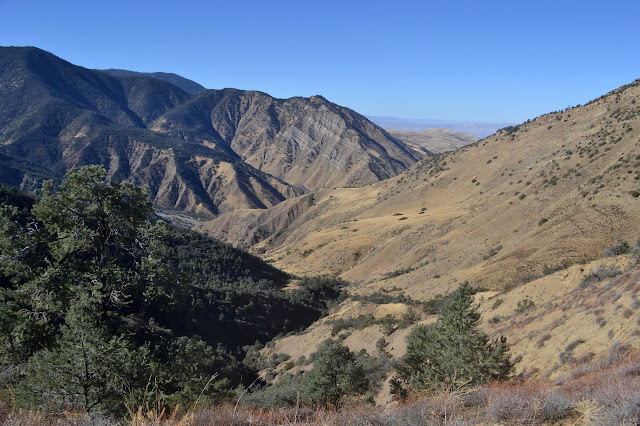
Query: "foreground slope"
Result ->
[[198, 79, 640, 296]]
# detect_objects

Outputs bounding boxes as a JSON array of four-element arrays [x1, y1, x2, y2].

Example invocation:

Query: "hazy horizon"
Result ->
[[1, 0, 638, 124]]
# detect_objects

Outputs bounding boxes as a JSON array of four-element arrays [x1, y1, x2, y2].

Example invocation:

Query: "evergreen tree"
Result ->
[[392, 282, 512, 396], [305, 342, 368, 407], [0, 169, 347, 415], [0, 167, 198, 414]]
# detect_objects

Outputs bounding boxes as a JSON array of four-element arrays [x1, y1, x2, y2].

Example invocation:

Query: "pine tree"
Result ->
[[305, 342, 368, 407], [393, 282, 512, 396], [0, 167, 193, 414]]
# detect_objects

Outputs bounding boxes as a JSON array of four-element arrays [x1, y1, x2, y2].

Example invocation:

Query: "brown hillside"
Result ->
[[259, 255, 640, 407], [198, 79, 640, 297], [150, 90, 424, 192]]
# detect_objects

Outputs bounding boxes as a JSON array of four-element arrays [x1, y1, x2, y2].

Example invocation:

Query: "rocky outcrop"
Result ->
[[151, 91, 424, 191]]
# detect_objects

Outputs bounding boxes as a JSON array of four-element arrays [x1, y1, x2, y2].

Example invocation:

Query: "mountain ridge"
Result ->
[[98, 68, 207, 94], [0, 46, 422, 215]]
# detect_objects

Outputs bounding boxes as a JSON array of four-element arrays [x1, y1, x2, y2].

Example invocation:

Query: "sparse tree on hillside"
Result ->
[[305, 342, 368, 407], [392, 281, 512, 397]]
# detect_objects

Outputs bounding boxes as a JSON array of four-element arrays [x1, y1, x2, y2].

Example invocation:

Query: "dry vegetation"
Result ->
[[3, 348, 639, 424], [185, 80, 640, 424], [199, 80, 640, 298]]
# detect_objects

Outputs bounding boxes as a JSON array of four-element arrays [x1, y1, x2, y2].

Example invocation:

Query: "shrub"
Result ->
[[283, 361, 294, 371], [542, 392, 575, 421], [392, 282, 512, 396], [606, 240, 630, 256], [515, 298, 535, 313], [579, 264, 622, 288], [305, 342, 368, 407]]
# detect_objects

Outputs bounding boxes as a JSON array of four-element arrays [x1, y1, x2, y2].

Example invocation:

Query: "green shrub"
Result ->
[[305, 342, 367, 407], [392, 282, 512, 397], [283, 361, 294, 371], [515, 298, 535, 313]]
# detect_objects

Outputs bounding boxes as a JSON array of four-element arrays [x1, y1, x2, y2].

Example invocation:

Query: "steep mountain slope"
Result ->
[[150, 90, 423, 191], [0, 47, 298, 215], [1, 47, 420, 215], [198, 79, 640, 296], [387, 128, 479, 153], [99, 68, 207, 94]]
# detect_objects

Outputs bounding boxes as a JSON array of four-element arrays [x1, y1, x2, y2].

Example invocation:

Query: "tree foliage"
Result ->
[[0, 168, 347, 416], [392, 282, 512, 397], [305, 342, 368, 407]]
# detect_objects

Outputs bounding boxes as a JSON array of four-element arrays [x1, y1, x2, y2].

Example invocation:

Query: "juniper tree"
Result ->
[[305, 342, 368, 407], [392, 281, 512, 397]]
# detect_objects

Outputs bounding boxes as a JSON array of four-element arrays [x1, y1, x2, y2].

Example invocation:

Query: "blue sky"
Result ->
[[1, 0, 638, 123]]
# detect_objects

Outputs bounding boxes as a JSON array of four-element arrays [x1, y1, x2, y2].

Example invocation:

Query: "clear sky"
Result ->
[[1, 0, 638, 123]]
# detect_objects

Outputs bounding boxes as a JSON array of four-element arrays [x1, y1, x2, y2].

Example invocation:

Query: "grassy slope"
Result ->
[[200, 79, 640, 299], [195, 79, 640, 406]]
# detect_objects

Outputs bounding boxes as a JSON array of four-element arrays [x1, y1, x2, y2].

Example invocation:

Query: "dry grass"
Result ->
[[4, 351, 639, 425]]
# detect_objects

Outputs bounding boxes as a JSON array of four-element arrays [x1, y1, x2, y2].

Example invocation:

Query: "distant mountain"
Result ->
[[0, 47, 301, 215], [99, 69, 207, 94], [0, 47, 422, 215], [368, 116, 512, 138], [150, 90, 423, 191], [386, 128, 479, 153]]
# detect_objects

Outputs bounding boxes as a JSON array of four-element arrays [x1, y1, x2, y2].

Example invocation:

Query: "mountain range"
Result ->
[[0, 47, 424, 216], [368, 116, 512, 138]]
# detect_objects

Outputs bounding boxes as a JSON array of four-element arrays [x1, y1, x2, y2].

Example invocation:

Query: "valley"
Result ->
[[1, 45, 640, 423], [197, 78, 640, 406]]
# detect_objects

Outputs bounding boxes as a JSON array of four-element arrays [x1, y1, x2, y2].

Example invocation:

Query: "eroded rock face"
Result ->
[[151, 91, 423, 192]]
